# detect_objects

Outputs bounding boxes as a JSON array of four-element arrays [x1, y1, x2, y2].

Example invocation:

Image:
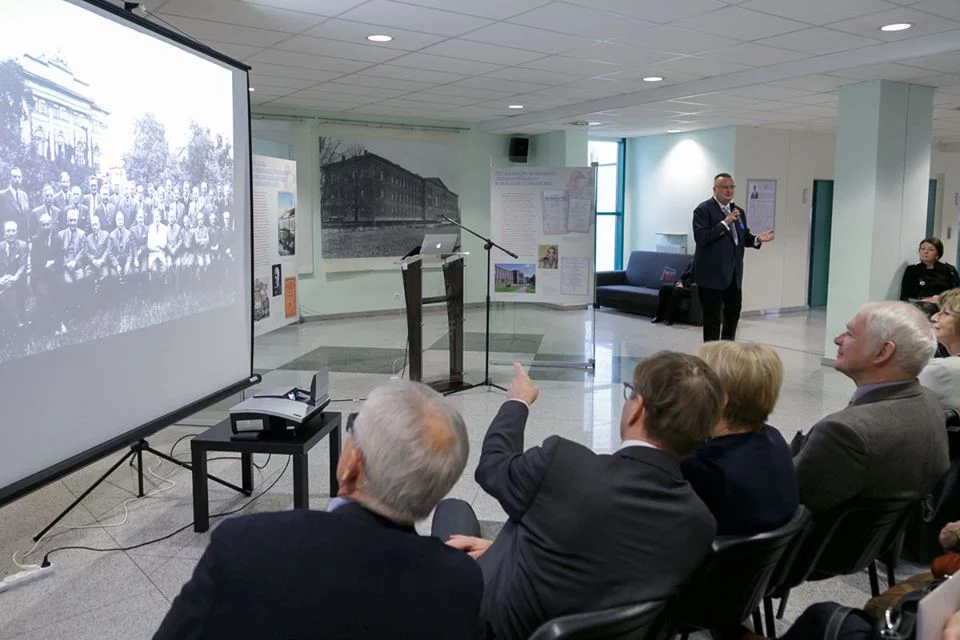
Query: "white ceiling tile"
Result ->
[[562, 0, 727, 23], [354, 65, 465, 84], [274, 36, 405, 63], [520, 56, 624, 76], [778, 104, 838, 117], [787, 93, 839, 104], [900, 52, 960, 74], [653, 55, 753, 76], [302, 19, 448, 50], [770, 74, 850, 91], [670, 6, 808, 40], [530, 85, 624, 100], [558, 43, 677, 67], [387, 53, 503, 75], [612, 26, 740, 55], [312, 82, 410, 98], [673, 93, 759, 108], [829, 62, 941, 81], [508, 3, 656, 39], [934, 92, 960, 105], [158, 0, 327, 32], [483, 67, 581, 85], [248, 50, 372, 73], [913, 0, 960, 21], [940, 84, 960, 96], [707, 42, 813, 66], [732, 85, 815, 100], [452, 77, 551, 94], [334, 75, 438, 91], [283, 90, 376, 106], [202, 40, 265, 61], [755, 27, 882, 54], [418, 40, 546, 65], [339, 0, 493, 36], [419, 85, 514, 98], [828, 7, 960, 40], [268, 98, 353, 111], [394, 92, 482, 106], [390, 0, 553, 19], [464, 23, 598, 54], [914, 74, 960, 87], [248, 73, 326, 90], [247, 0, 366, 13], [744, 100, 809, 111], [739, 0, 899, 25], [152, 15, 290, 47], [246, 61, 358, 81]]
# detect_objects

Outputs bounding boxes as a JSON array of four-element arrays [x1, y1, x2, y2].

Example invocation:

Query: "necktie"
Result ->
[[723, 205, 738, 245]]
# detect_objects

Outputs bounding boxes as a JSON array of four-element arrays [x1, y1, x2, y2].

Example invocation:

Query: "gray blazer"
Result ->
[[476, 401, 716, 640], [919, 357, 960, 411], [794, 380, 948, 513]]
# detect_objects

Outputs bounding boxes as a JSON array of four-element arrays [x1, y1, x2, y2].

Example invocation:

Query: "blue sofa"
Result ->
[[595, 251, 702, 325]]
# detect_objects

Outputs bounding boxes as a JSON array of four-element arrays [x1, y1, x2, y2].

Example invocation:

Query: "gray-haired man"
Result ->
[[155, 380, 483, 640]]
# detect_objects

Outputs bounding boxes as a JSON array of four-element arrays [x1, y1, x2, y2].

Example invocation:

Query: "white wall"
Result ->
[[734, 127, 836, 311], [933, 145, 960, 266], [624, 127, 735, 257]]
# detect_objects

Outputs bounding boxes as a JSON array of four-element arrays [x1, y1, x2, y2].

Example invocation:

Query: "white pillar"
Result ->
[[824, 80, 934, 359]]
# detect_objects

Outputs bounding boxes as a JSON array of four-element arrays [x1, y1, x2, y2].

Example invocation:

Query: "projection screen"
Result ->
[[0, 0, 253, 505]]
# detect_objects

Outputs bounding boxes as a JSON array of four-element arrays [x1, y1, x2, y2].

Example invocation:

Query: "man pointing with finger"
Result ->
[[693, 173, 774, 342], [433, 358, 721, 639]]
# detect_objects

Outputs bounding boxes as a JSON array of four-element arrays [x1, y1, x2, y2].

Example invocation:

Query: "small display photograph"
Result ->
[[494, 263, 536, 294], [538, 244, 559, 269], [271, 264, 281, 297], [253, 276, 270, 322], [277, 190, 295, 256]]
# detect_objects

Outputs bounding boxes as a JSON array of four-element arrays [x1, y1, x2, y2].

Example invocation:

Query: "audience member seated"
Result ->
[[431, 357, 722, 640], [920, 288, 960, 410], [900, 237, 960, 315], [682, 341, 798, 535], [154, 381, 482, 640], [651, 258, 694, 325], [794, 301, 948, 514]]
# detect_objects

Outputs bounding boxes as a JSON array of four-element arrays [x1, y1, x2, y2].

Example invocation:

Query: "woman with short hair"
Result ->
[[920, 288, 960, 410], [681, 341, 798, 536]]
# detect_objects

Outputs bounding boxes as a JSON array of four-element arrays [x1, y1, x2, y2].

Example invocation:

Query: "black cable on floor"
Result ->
[[40, 457, 292, 567]]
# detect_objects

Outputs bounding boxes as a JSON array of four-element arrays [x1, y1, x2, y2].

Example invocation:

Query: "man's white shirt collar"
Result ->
[[618, 439, 658, 451]]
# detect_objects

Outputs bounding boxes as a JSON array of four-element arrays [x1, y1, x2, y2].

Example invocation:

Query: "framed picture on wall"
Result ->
[[745, 179, 777, 233]]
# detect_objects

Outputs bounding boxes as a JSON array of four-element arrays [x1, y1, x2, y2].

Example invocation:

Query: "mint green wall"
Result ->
[[529, 130, 589, 167]]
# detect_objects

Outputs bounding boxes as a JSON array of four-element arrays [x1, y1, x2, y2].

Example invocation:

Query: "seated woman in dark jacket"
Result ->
[[900, 237, 960, 310], [681, 341, 798, 536]]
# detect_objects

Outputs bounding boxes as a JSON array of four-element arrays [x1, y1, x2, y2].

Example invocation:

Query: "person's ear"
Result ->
[[873, 340, 896, 367], [627, 393, 645, 427], [336, 441, 363, 496]]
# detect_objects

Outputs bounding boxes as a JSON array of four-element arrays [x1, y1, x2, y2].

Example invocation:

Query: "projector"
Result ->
[[229, 372, 330, 435]]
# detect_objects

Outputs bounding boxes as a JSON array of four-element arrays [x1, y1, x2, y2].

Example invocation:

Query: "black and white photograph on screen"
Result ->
[[271, 263, 281, 297], [318, 134, 461, 268], [253, 276, 270, 322], [277, 190, 295, 256], [0, 0, 239, 365]]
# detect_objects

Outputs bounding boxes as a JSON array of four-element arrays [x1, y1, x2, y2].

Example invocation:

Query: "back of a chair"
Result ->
[[777, 494, 916, 592], [527, 600, 667, 640], [678, 506, 811, 631]]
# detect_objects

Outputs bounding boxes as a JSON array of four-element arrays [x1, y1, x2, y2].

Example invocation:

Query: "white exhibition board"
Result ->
[[253, 154, 299, 337], [490, 167, 596, 305]]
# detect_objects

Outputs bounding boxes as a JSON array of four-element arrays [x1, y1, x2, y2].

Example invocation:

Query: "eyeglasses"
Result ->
[[622, 381, 636, 401]]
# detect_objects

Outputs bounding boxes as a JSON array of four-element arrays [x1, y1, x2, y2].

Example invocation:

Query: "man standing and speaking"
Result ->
[[693, 173, 774, 342]]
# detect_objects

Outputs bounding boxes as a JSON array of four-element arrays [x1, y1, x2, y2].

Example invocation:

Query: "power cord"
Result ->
[[38, 457, 292, 568]]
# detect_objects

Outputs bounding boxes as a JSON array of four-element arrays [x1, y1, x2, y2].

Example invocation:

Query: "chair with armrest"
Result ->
[[769, 494, 917, 625], [675, 506, 810, 639], [526, 599, 667, 640]]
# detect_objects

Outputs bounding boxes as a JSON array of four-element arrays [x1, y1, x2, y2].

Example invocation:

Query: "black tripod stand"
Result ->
[[34, 438, 248, 542], [438, 214, 517, 395]]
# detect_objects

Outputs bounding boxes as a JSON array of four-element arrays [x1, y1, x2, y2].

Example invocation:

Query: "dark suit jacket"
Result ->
[[154, 503, 484, 640], [794, 380, 949, 513], [0, 239, 28, 280], [475, 401, 716, 640], [692, 198, 760, 290]]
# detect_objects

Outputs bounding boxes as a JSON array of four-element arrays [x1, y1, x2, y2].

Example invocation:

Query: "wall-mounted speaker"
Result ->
[[509, 137, 529, 163]]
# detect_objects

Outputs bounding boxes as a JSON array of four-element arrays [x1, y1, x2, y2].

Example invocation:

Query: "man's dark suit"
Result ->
[[0, 239, 29, 327], [692, 198, 761, 341], [473, 401, 716, 640], [794, 380, 948, 514], [30, 204, 61, 237], [0, 186, 29, 231], [154, 503, 484, 640]]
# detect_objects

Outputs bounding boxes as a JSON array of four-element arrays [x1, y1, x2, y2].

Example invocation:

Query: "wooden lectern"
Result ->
[[400, 254, 466, 393]]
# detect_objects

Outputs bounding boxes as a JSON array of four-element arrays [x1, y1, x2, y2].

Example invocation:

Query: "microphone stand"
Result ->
[[438, 213, 517, 394]]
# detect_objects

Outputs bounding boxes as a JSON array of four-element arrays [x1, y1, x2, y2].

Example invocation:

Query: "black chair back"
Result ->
[[775, 494, 916, 593], [527, 599, 667, 640], [677, 506, 811, 632]]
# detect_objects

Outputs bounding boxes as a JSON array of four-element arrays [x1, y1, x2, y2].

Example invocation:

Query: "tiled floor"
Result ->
[[0, 305, 915, 639]]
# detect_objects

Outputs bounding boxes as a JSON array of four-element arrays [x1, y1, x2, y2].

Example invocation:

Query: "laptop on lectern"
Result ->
[[420, 233, 459, 257]]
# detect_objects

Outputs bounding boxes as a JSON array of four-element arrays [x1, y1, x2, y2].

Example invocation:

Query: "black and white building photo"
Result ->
[[0, 1, 239, 365]]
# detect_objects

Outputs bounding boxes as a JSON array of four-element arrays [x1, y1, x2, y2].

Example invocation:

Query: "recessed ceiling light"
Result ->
[[248, 87, 255, 92], [642, 76, 664, 83], [508, 104, 524, 109], [367, 34, 393, 42], [667, 129, 683, 133], [587, 121, 603, 126], [880, 22, 912, 32]]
